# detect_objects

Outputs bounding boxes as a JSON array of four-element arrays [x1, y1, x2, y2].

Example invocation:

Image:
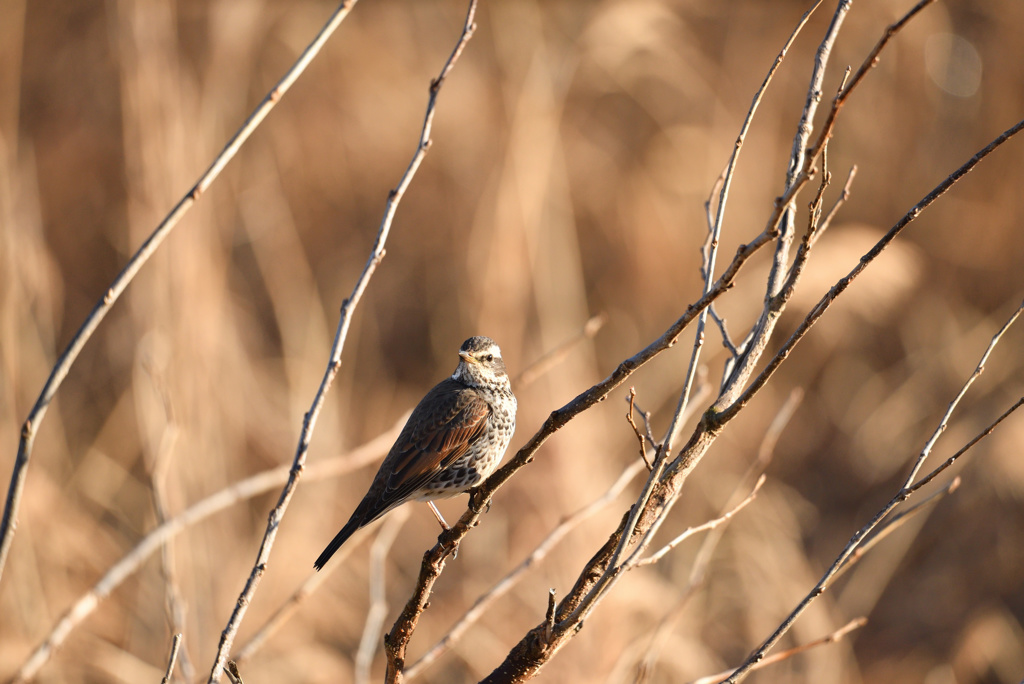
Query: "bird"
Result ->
[[314, 336, 517, 570]]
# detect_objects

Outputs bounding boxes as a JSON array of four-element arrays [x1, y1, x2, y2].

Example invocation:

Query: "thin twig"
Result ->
[[514, 314, 606, 387], [635, 389, 801, 683], [205, 2, 479, 680], [836, 476, 961, 580], [904, 298, 1024, 485], [630, 398, 660, 448], [712, 117, 1024, 428], [542, 590, 557, 642], [692, 618, 867, 684], [225, 661, 244, 684], [0, 0, 361, 584], [636, 475, 765, 567], [717, 0, 849, 408], [405, 459, 647, 680], [702, 172, 739, 357], [807, 0, 939, 162], [780, 141, 832, 294], [10, 418, 403, 684], [719, 299, 1024, 683], [690, 0, 824, 435], [626, 389, 654, 470], [813, 164, 857, 246], [355, 511, 410, 684], [161, 633, 183, 684]]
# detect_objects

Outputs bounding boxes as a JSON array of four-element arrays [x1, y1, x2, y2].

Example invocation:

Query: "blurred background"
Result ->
[[2, 0, 1023, 682]]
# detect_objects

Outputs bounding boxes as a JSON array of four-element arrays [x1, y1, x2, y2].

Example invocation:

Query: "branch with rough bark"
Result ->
[[378, 2, 1024, 682]]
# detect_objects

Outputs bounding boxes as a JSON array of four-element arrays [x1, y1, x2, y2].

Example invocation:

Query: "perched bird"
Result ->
[[314, 336, 516, 570]]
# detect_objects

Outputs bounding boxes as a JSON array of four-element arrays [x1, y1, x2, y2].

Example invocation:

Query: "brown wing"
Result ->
[[368, 379, 490, 520]]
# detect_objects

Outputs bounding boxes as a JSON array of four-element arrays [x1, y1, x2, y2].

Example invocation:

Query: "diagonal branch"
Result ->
[[9, 415, 404, 684], [719, 296, 1024, 683], [635, 475, 764, 567], [0, 0, 362, 585], [395, 5, 979, 683], [903, 298, 1024, 485], [355, 511, 411, 684], [161, 633, 184, 684], [382, 177, 782, 683], [711, 117, 1024, 428], [205, 2, 480, 680], [692, 618, 867, 684], [716, 0, 850, 408], [405, 460, 647, 680]]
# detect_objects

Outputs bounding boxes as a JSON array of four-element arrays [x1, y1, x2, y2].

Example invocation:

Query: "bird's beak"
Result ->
[[459, 351, 477, 364]]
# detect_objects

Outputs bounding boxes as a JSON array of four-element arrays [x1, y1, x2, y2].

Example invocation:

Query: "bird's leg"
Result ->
[[427, 501, 450, 530], [427, 501, 459, 559]]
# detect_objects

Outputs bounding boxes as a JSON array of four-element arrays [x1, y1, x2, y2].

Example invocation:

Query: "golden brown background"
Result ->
[[2, 0, 1023, 682]]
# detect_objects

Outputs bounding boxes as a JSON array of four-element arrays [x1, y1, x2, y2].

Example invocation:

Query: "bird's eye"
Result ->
[[484, 354, 493, 362]]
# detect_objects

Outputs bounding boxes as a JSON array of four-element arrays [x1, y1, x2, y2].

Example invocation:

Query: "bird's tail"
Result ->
[[314, 517, 362, 571]]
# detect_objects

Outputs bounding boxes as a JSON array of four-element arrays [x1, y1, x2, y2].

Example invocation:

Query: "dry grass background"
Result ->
[[2, 0, 1024, 682]]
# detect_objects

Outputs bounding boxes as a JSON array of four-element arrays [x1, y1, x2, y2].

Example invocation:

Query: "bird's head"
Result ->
[[453, 336, 509, 386]]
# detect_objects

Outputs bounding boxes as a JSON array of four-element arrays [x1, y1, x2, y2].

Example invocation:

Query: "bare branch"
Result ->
[[627, 388, 654, 470], [690, 0, 823, 431], [0, 0, 361, 584], [713, 117, 1024, 428], [720, 298, 1024, 683], [636, 475, 765, 567], [813, 164, 857, 246], [9, 417, 403, 684], [161, 633, 183, 684], [204, 3, 480, 680], [356, 511, 410, 684], [692, 618, 867, 684], [514, 314, 606, 387], [716, 0, 849, 408], [904, 298, 1024, 485], [406, 460, 646, 680]]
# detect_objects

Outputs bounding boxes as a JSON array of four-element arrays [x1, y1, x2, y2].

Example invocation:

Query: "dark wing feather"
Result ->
[[315, 379, 490, 571], [360, 379, 489, 524], [382, 382, 490, 503]]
